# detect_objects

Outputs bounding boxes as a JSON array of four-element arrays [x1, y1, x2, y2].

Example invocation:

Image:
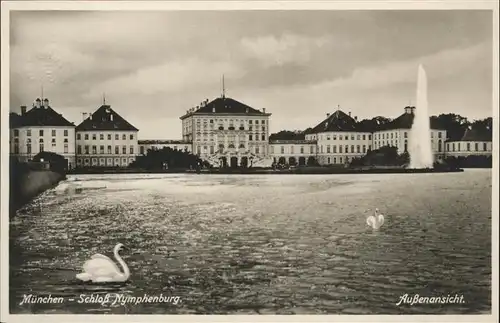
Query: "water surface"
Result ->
[[10, 170, 492, 314]]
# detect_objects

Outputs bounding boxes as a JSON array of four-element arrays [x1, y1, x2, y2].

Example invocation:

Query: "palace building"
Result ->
[[9, 98, 76, 169], [269, 106, 448, 166], [178, 94, 272, 168], [445, 126, 492, 157], [75, 104, 139, 168]]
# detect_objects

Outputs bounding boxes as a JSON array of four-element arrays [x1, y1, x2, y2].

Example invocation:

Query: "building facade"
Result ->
[[179, 95, 272, 167], [269, 106, 448, 166], [374, 106, 447, 160], [445, 127, 492, 157], [9, 98, 76, 169], [75, 105, 139, 168]]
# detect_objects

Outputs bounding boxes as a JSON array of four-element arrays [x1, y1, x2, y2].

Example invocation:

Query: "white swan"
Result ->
[[366, 208, 385, 230], [76, 243, 130, 283]]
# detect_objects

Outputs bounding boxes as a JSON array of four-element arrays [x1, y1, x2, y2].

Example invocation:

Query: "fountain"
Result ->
[[408, 64, 434, 169]]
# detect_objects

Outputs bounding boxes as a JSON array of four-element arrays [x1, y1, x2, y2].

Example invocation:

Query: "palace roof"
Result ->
[[180, 96, 270, 119], [76, 105, 138, 131], [10, 105, 74, 128]]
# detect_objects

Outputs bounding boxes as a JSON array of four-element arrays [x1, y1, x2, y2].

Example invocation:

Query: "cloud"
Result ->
[[308, 41, 491, 91], [240, 33, 330, 67]]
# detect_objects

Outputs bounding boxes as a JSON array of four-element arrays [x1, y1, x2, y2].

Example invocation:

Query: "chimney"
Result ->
[[35, 98, 41, 108], [326, 113, 330, 118], [354, 116, 358, 122], [263, 108, 266, 113], [404, 106, 411, 114], [83, 112, 88, 120], [43, 98, 49, 108], [348, 111, 351, 117], [89, 113, 93, 120], [110, 114, 114, 121], [20, 106, 27, 115]]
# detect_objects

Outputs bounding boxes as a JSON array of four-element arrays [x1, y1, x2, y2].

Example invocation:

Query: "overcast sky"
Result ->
[[10, 10, 493, 139]]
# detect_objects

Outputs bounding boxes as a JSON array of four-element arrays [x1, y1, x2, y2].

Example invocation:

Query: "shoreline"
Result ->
[[67, 166, 467, 175]]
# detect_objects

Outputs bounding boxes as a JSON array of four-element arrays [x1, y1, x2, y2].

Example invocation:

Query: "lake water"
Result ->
[[10, 170, 492, 314]]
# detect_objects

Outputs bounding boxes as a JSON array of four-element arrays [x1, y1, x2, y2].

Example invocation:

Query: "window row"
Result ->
[[21, 143, 69, 154], [77, 145, 135, 155], [14, 129, 69, 137], [449, 142, 488, 152], [76, 133, 135, 141]]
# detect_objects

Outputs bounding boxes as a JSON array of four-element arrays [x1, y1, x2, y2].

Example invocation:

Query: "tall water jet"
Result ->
[[408, 64, 434, 169]]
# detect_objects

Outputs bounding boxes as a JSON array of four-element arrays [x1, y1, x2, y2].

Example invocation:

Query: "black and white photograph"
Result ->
[[1, 1, 498, 322]]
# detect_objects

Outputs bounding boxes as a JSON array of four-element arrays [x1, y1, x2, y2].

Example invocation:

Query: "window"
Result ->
[[351, 145, 355, 153], [261, 134, 265, 141], [85, 134, 89, 140], [197, 146, 201, 155], [474, 143, 478, 151], [363, 145, 366, 153], [327, 145, 331, 153], [122, 134, 126, 140], [291, 146, 295, 154], [339, 145, 343, 153], [404, 132, 408, 138], [115, 134, 119, 140], [115, 146, 119, 154], [130, 146, 134, 154], [483, 143, 487, 151], [362, 134, 366, 140], [452, 143, 455, 152], [368, 135, 372, 140], [130, 134, 134, 140], [27, 143, 31, 154], [27, 129, 31, 137], [122, 145, 127, 154], [300, 146, 304, 154], [64, 144, 68, 153], [333, 145, 337, 153], [345, 145, 349, 153], [92, 134, 96, 140], [14, 129, 19, 136], [255, 120, 259, 124], [106, 145, 111, 154], [466, 143, 471, 151], [256, 147, 260, 154], [92, 145, 97, 154], [356, 145, 360, 153], [438, 140, 442, 152], [77, 134, 81, 140], [39, 143, 44, 152], [310, 146, 314, 154], [85, 145, 89, 154], [357, 135, 361, 140], [249, 134, 253, 141], [77, 145, 82, 154], [100, 134, 104, 140], [281, 146, 285, 154], [108, 134, 111, 140], [431, 132, 434, 138], [52, 130, 56, 136], [100, 145, 104, 154], [438, 132, 442, 138], [210, 146, 214, 154], [351, 135, 354, 140]]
